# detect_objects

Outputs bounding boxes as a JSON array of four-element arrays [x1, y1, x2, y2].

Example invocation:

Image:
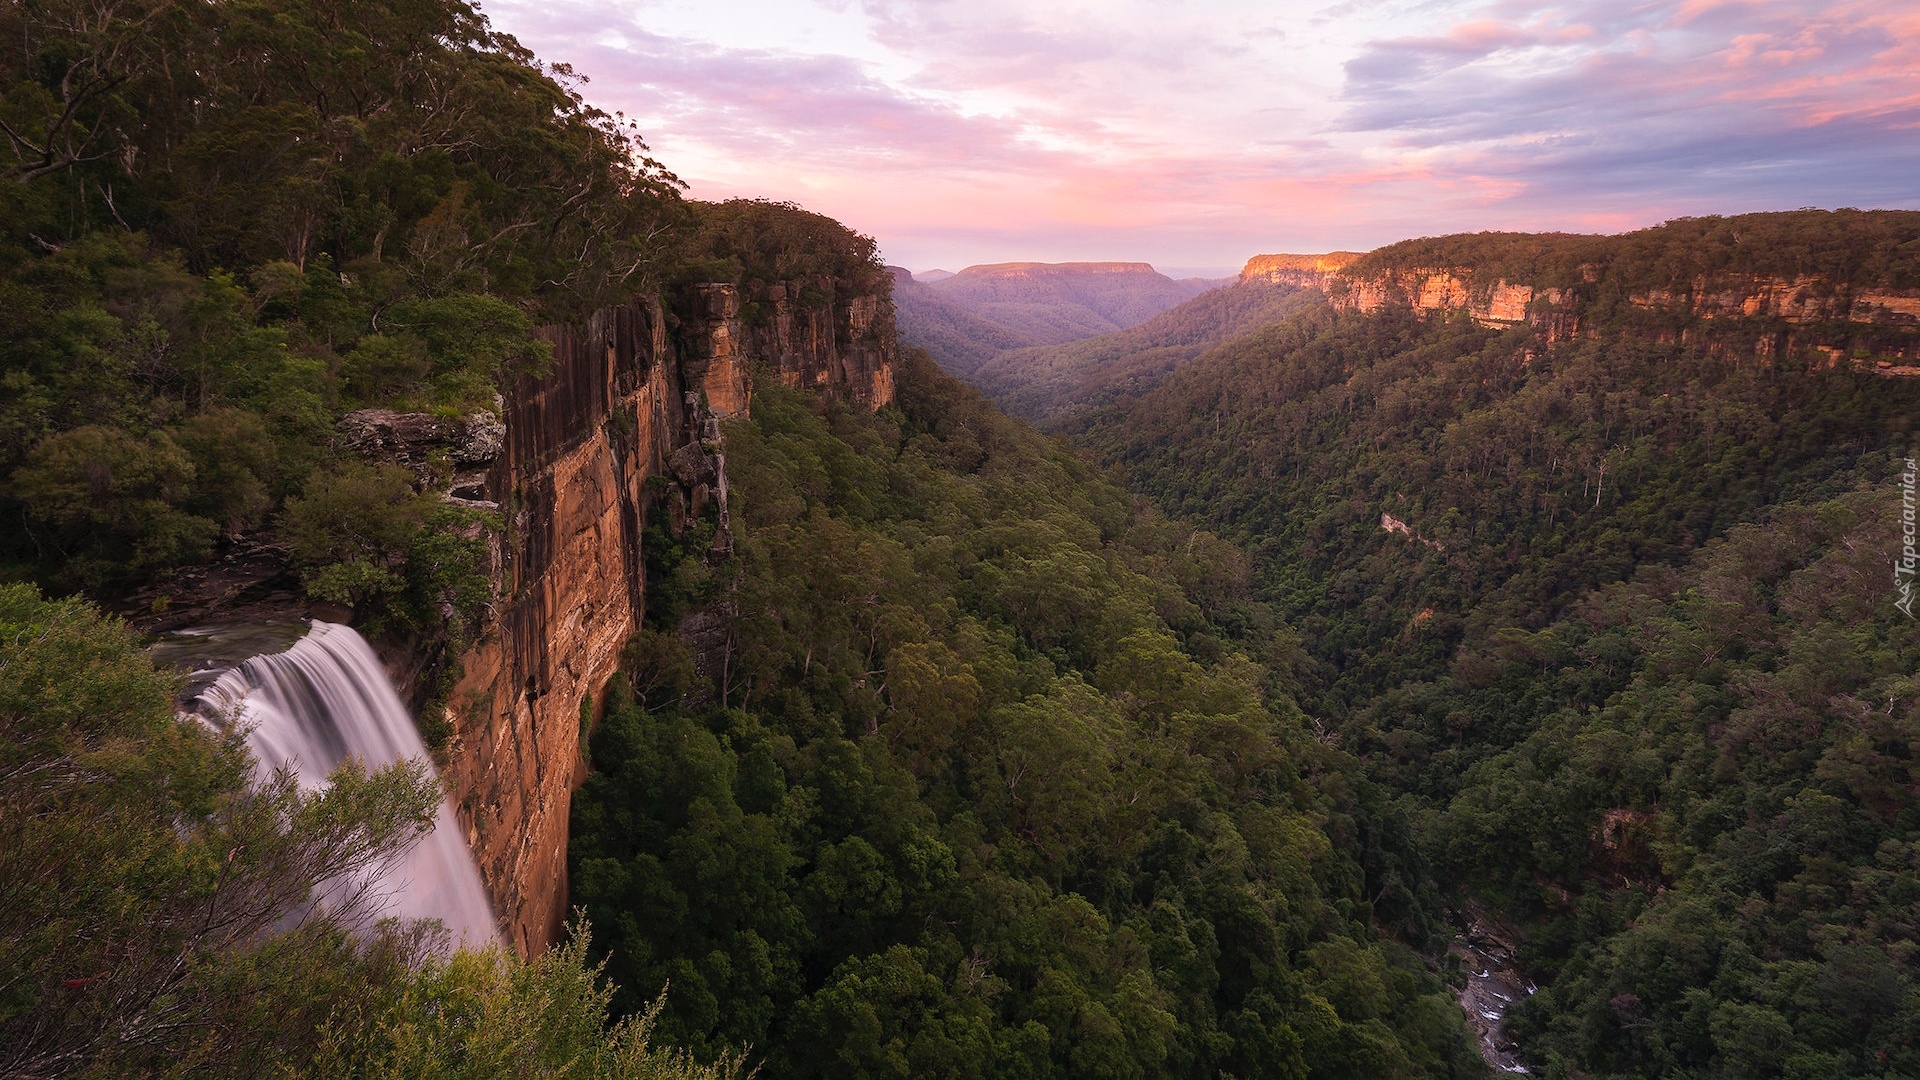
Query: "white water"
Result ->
[[195, 621, 500, 948]]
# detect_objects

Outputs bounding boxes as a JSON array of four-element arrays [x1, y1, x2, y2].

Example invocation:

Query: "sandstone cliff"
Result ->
[[1238, 252, 1359, 289], [1322, 264, 1920, 365], [1239, 231, 1920, 369], [439, 278, 894, 955], [677, 279, 895, 416]]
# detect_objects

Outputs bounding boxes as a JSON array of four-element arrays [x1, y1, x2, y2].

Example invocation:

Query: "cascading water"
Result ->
[[193, 621, 500, 948]]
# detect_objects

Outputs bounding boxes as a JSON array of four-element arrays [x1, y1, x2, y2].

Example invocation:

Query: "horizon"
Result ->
[[478, 0, 1920, 273]]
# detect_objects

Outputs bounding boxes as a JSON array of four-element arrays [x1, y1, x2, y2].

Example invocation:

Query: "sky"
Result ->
[[479, 0, 1920, 275]]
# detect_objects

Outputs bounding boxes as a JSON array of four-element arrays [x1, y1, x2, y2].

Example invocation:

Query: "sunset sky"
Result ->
[[480, 0, 1920, 275]]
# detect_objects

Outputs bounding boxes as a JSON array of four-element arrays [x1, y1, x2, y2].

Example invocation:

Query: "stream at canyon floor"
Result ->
[[1451, 902, 1536, 1074]]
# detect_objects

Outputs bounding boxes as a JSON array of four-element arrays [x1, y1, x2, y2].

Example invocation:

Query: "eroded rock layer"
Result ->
[[1239, 250, 1920, 366], [441, 281, 894, 955]]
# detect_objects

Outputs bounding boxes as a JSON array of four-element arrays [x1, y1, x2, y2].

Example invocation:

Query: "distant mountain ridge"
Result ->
[[891, 260, 1215, 378], [971, 278, 1324, 422], [945, 260, 1160, 279], [888, 267, 1043, 377], [925, 260, 1209, 345]]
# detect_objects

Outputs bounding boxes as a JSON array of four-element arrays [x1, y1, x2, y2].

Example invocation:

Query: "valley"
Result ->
[[4, 0, 1917, 1077], [902, 210, 1920, 1077]]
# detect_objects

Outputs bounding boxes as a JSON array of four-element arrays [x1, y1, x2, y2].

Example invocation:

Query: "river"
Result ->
[[1450, 901, 1535, 1074]]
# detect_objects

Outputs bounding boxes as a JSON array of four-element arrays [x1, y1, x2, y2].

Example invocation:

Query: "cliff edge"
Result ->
[[439, 277, 894, 955], [1240, 211, 1920, 368]]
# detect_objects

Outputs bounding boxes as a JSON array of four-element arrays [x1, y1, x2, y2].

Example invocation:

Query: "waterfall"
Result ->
[[194, 621, 500, 948]]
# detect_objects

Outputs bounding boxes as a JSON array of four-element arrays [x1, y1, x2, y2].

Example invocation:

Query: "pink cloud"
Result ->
[[480, 0, 1920, 269]]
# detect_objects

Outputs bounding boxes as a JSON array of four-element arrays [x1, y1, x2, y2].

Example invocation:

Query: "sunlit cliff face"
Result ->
[[484, 0, 1920, 268], [441, 280, 895, 955]]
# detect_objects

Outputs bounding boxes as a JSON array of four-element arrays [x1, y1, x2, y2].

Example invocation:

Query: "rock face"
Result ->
[[1238, 252, 1360, 289], [675, 278, 896, 415], [1334, 266, 1920, 362], [1327, 268, 1570, 331], [1241, 249, 1920, 366], [439, 281, 895, 956]]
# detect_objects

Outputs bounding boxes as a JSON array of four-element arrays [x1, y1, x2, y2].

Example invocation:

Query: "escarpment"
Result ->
[[439, 278, 895, 955], [1238, 251, 1359, 289], [1242, 212, 1920, 368]]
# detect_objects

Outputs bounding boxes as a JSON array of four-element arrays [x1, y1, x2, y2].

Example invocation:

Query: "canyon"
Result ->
[[917, 260, 1208, 346]]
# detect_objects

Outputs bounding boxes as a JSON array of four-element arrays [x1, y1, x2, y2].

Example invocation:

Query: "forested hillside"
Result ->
[[14, 0, 1915, 1074], [1343, 211, 1920, 295], [1070, 212, 1920, 1076], [571, 353, 1483, 1078], [889, 267, 1046, 377], [2, 1, 1491, 1075], [2, 0, 831, 1073], [0, 0, 685, 619]]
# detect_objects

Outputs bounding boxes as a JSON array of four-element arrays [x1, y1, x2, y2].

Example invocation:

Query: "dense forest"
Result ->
[[1054, 214, 1920, 1077], [2, 0, 812, 1073], [571, 354, 1483, 1078], [3, 0, 712, 1072], [1, 0, 1488, 1075], [12, 0, 1920, 1074], [0, 0, 687, 625]]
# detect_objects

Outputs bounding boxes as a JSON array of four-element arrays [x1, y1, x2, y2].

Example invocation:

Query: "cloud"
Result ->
[[479, 0, 1920, 268], [1332, 0, 1920, 219], [497, 11, 1057, 174]]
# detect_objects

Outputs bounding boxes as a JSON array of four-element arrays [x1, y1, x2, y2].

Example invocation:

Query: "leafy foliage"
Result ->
[[673, 199, 889, 294], [572, 356, 1482, 1078], [0, 0, 685, 596], [0, 0, 685, 306], [1431, 493, 1920, 1078], [1068, 211, 1920, 1076], [0, 582, 739, 1079]]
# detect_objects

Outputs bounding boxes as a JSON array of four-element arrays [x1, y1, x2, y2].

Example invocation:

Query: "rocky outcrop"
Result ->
[[1626, 275, 1920, 326], [435, 301, 675, 958], [1243, 223, 1920, 367], [1320, 267, 1575, 337], [1239, 252, 1359, 289], [674, 284, 751, 417], [436, 279, 894, 956], [1240, 252, 1920, 365], [337, 408, 505, 464], [675, 277, 896, 414]]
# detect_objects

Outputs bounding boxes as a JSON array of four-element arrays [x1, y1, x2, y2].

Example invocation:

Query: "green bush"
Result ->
[[0, 582, 740, 1078]]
